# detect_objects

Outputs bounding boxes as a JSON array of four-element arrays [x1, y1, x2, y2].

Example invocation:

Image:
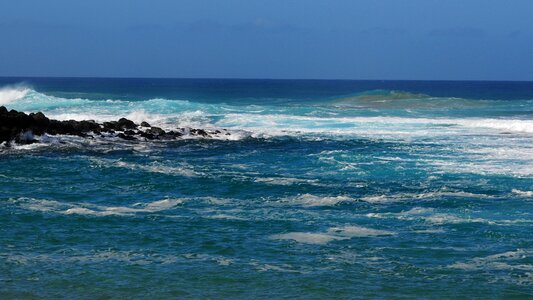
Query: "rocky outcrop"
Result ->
[[0, 106, 228, 145]]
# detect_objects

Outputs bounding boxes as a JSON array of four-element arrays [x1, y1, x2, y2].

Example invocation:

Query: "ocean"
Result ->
[[1, 78, 532, 298]]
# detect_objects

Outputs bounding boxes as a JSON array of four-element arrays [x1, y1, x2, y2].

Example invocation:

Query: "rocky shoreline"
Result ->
[[0, 106, 229, 146]]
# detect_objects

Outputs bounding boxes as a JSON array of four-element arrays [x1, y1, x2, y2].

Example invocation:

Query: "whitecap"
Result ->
[[327, 225, 395, 237], [0, 85, 31, 105], [360, 190, 494, 204], [449, 249, 533, 272], [254, 177, 320, 186], [289, 193, 354, 207], [271, 232, 346, 245], [91, 158, 201, 177], [271, 225, 394, 245], [252, 263, 301, 273], [208, 214, 247, 221], [366, 207, 497, 225], [13, 197, 184, 217], [512, 189, 533, 197]]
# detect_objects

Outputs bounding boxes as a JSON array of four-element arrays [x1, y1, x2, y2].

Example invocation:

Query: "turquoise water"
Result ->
[[1, 79, 532, 298]]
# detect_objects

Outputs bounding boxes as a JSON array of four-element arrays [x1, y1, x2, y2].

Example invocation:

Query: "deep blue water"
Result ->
[[1, 78, 532, 298]]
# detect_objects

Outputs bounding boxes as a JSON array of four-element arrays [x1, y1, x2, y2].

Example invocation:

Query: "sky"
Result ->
[[0, 0, 532, 80]]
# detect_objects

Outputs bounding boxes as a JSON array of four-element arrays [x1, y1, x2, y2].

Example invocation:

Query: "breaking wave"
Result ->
[[0, 85, 31, 105], [3, 88, 533, 141]]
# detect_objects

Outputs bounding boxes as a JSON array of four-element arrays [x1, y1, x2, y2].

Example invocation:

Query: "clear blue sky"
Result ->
[[1, 0, 532, 80]]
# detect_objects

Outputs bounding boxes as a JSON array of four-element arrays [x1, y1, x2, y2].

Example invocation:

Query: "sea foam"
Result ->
[[0, 85, 31, 105], [13, 197, 184, 217], [271, 225, 394, 245]]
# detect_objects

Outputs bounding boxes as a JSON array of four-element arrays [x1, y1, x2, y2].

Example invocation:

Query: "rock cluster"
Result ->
[[0, 106, 227, 145]]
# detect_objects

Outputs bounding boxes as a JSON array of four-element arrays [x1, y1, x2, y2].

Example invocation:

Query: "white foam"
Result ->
[[359, 195, 395, 203], [271, 232, 346, 245], [216, 113, 533, 135], [271, 225, 394, 245], [360, 191, 493, 204], [512, 189, 533, 197], [207, 213, 247, 220], [255, 177, 320, 186], [5, 249, 183, 265], [0, 85, 31, 105], [91, 158, 201, 177], [145, 198, 184, 210], [366, 207, 496, 225], [125, 109, 166, 125], [327, 226, 395, 237], [14, 197, 184, 217], [290, 194, 353, 207], [423, 214, 494, 225], [252, 263, 301, 273], [449, 249, 533, 272], [426, 158, 533, 178]]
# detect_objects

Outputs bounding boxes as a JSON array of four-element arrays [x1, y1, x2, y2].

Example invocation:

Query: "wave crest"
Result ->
[[0, 85, 32, 105]]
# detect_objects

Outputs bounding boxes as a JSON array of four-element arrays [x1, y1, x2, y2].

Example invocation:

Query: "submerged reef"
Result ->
[[0, 106, 229, 145]]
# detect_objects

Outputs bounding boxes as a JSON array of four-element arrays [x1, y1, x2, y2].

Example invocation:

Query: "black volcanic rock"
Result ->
[[190, 128, 209, 137], [29, 112, 50, 135], [146, 126, 165, 136], [0, 106, 230, 146], [117, 133, 137, 140], [139, 132, 155, 140], [102, 121, 119, 131], [118, 118, 137, 130]]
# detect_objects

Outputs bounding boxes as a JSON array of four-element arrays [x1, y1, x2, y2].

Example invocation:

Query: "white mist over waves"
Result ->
[[0, 85, 31, 105]]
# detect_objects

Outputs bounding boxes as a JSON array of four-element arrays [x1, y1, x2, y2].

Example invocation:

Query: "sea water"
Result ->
[[0, 78, 532, 298]]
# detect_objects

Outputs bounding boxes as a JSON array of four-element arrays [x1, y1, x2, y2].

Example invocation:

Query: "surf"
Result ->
[[4, 88, 533, 140]]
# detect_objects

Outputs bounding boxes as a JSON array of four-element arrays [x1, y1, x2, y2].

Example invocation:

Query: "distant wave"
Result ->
[[328, 89, 505, 110], [336, 89, 431, 101]]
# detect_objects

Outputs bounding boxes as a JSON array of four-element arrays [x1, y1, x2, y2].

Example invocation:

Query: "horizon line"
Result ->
[[0, 75, 532, 83]]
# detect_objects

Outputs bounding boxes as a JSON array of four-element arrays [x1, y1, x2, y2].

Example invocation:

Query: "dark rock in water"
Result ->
[[190, 128, 209, 137], [1, 107, 50, 144], [118, 118, 137, 130], [102, 121, 119, 131], [29, 112, 50, 135], [146, 126, 165, 136], [167, 130, 183, 138], [77, 120, 100, 133], [102, 118, 137, 132], [0, 105, 223, 146], [48, 120, 86, 136], [117, 133, 137, 141], [139, 132, 155, 140]]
